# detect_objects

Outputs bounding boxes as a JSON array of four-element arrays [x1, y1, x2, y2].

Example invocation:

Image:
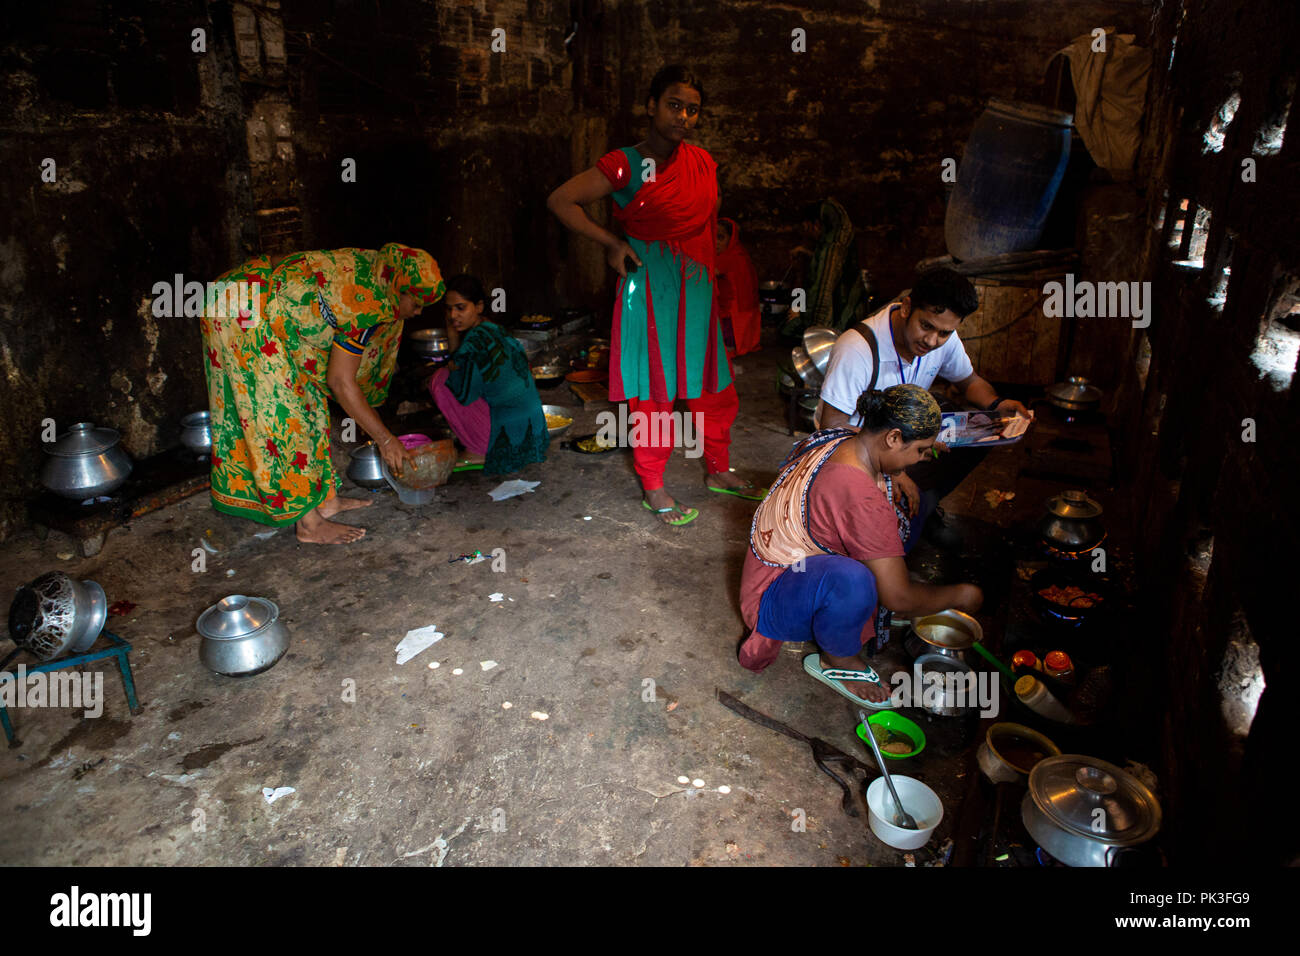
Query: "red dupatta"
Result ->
[[611, 142, 718, 282]]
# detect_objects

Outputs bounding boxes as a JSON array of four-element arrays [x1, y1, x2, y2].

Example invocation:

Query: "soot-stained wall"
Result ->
[[0, 0, 1149, 540]]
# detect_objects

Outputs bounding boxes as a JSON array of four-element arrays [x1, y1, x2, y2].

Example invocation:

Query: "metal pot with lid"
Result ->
[[1039, 490, 1105, 557], [196, 594, 291, 676], [1046, 376, 1102, 421], [40, 422, 133, 500], [1021, 754, 1162, 866]]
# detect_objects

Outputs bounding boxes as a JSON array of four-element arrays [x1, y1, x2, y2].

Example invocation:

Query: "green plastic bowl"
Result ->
[[856, 711, 927, 760]]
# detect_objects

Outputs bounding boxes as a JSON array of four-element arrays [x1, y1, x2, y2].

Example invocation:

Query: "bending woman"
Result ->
[[427, 274, 548, 474], [737, 384, 983, 706], [547, 64, 758, 526], [201, 244, 444, 544]]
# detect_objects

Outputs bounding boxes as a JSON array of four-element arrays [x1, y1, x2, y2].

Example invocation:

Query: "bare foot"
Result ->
[[822, 652, 891, 704], [318, 496, 373, 518], [296, 509, 366, 544]]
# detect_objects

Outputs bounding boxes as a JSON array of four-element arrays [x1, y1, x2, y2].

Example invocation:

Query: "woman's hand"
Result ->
[[893, 471, 922, 518], [378, 435, 413, 477], [607, 241, 643, 278]]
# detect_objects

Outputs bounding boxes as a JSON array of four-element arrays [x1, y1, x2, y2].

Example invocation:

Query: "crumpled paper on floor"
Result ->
[[396, 625, 445, 665], [263, 786, 295, 804], [488, 479, 540, 501]]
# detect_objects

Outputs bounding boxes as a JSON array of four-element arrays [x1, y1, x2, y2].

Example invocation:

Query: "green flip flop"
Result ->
[[803, 653, 894, 710], [705, 481, 768, 501], [642, 499, 699, 526], [453, 460, 485, 473]]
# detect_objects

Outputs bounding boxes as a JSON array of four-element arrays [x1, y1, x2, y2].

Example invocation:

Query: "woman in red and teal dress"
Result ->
[[548, 65, 762, 526], [199, 244, 444, 544]]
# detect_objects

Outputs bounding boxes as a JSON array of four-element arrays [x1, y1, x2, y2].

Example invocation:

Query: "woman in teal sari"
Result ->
[[427, 274, 548, 474]]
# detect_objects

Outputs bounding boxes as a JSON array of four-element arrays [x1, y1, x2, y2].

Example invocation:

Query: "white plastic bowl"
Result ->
[[865, 775, 944, 850]]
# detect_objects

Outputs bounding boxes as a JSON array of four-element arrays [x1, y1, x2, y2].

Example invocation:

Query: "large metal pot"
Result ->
[[196, 594, 291, 677], [904, 609, 984, 664], [7, 571, 107, 661], [1021, 755, 1161, 866], [791, 346, 823, 387], [802, 326, 838, 376], [1039, 490, 1105, 557], [41, 422, 133, 500]]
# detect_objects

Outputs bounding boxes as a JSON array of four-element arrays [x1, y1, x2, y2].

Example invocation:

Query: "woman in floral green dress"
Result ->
[[200, 243, 444, 544]]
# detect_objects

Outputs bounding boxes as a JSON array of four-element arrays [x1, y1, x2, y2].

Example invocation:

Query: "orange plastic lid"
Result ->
[[1012, 650, 1038, 669], [1044, 650, 1072, 671]]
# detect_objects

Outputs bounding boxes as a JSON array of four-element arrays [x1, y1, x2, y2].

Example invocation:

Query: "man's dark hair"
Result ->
[[648, 65, 705, 107], [909, 267, 979, 319]]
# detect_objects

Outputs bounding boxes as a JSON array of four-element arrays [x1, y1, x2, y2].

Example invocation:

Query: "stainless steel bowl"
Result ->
[[179, 410, 213, 455], [197, 594, 291, 677], [904, 609, 984, 664], [791, 346, 823, 387], [542, 404, 575, 440], [802, 326, 838, 376], [41, 422, 133, 500], [346, 442, 387, 489]]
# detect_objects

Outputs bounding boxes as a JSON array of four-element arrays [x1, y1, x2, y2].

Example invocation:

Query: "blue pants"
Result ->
[[755, 503, 928, 658]]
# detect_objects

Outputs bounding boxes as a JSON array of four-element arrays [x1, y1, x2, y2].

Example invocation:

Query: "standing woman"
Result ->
[[547, 65, 760, 527], [200, 243, 445, 544], [427, 274, 549, 474]]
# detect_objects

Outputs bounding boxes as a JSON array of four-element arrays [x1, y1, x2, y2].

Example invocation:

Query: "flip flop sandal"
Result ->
[[642, 499, 699, 526], [705, 481, 768, 501], [453, 460, 485, 473], [802, 653, 894, 710]]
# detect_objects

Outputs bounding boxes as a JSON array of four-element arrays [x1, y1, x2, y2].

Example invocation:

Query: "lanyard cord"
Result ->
[[886, 309, 919, 385]]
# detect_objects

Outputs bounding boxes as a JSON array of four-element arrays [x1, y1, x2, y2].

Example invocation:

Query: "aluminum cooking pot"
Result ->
[[1039, 490, 1105, 556], [197, 594, 291, 677], [1046, 376, 1102, 413], [8, 571, 107, 661], [41, 422, 133, 500], [1021, 754, 1161, 866], [346, 443, 387, 489]]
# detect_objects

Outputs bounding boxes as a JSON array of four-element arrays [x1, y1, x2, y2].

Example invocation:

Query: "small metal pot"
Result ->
[[40, 422, 133, 500], [197, 594, 291, 677], [977, 722, 1061, 784], [179, 410, 213, 455], [904, 610, 984, 664], [531, 365, 566, 389], [1021, 755, 1161, 867], [1039, 490, 1105, 557], [347, 443, 388, 489], [1046, 376, 1102, 414], [912, 653, 979, 717]]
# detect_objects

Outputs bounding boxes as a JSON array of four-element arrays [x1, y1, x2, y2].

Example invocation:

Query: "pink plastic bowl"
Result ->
[[397, 433, 432, 450]]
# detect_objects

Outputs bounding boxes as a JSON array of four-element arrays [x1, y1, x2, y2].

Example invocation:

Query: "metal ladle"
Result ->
[[860, 710, 918, 830]]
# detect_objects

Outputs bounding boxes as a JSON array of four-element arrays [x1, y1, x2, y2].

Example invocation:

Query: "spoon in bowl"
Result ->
[[860, 710, 917, 830]]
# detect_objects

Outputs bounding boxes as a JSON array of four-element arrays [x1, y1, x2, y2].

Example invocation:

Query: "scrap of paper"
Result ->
[[396, 625, 445, 665], [488, 479, 540, 501]]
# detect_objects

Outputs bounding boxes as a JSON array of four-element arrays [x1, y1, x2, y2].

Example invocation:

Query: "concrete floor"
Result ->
[[0, 343, 1058, 867]]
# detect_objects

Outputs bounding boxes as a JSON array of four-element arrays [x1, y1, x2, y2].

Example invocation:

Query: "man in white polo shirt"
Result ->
[[818, 267, 1031, 545]]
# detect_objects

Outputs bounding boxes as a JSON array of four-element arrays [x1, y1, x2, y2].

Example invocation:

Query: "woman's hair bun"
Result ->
[[855, 384, 942, 441]]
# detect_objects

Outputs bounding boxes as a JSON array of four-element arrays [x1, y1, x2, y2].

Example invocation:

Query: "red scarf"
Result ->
[[612, 143, 717, 282]]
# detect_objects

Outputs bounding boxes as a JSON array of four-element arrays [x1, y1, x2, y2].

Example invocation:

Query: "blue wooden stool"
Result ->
[[0, 631, 140, 747]]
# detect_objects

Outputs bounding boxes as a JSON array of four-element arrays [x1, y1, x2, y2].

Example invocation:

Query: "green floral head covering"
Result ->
[[378, 243, 445, 305]]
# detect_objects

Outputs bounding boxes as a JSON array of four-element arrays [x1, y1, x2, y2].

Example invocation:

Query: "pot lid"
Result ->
[[1028, 755, 1161, 846], [46, 422, 121, 457], [350, 442, 380, 460], [197, 594, 278, 640], [1046, 376, 1102, 406], [409, 328, 447, 340], [802, 326, 838, 376], [1046, 490, 1103, 519]]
